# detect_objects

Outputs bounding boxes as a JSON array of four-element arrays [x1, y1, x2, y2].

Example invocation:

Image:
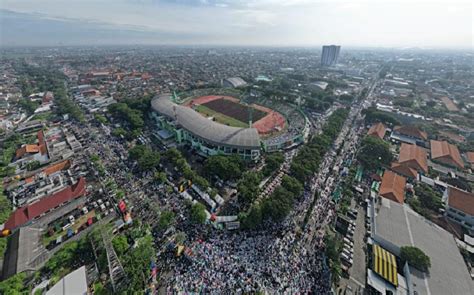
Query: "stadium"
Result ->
[[150, 91, 309, 160]]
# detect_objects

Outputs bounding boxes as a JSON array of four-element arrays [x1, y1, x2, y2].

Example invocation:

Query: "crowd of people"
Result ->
[[162, 99, 362, 294]]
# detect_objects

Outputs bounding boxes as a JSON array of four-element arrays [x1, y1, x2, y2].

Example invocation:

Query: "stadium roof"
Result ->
[[224, 77, 247, 88], [430, 140, 464, 169], [151, 94, 260, 149], [398, 143, 428, 173], [4, 177, 86, 230], [447, 187, 474, 216], [373, 198, 474, 295], [379, 170, 406, 204], [368, 122, 386, 139], [393, 125, 428, 141]]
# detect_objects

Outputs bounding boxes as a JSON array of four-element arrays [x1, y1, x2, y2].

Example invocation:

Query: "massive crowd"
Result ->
[[162, 98, 363, 294]]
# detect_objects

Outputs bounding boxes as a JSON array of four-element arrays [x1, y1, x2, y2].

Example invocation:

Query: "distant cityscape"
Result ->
[[0, 42, 473, 295]]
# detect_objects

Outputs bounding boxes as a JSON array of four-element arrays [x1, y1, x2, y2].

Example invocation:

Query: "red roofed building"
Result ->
[[4, 177, 86, 231], [398, 143, 428, 174], [379, 170, 406, 204], [430, 140, 464, 169], [390, 162, 418, 179], [393, 125, 428, 141], [466, 152, 474, 166], [368, 123, 386, 140], [445, 187, 474, 231]]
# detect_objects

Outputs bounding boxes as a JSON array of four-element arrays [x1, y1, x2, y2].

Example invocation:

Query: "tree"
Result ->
[[129, 145, 160, 171], [281, 175, 303, 196], [415, 184, 443, 212], [240, 204, 263, 230], [26, 160, 41, 171], [238, 172, 262, 206], [154, 171, 167, 184], [112, 235, 129, 256], [158, 211, 175, 230], [262, 187, 294, 222], [263, 152, 284, 176], [204, 155, 243, 181], [357, 136, 393, 171], [400, 246, 431, 272], [94, 114, 108, 124], [190, 203, 207, 224], [0, 272, 28, 294]]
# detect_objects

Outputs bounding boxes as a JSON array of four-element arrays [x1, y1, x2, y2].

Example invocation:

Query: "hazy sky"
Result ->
[[1, 0, 472, 48]]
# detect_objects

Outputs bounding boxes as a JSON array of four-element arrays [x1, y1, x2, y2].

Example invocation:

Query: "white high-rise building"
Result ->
[[321, 45, 341, 66]]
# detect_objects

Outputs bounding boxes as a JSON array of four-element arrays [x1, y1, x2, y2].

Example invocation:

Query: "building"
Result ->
[[2, 226, 49, 280], [379, 170, 406, 204], [397, 143, 428, 174], [391, 125, 428, 146], [321, 45, 341, 66], [466, 151, 474, 167], [46, 265, 89, 295], [367, 122, 386, 140], [430, 140, 464, 169], [151, 94, 261, 160], [222, 77, 247, 88], [3, 177, 86, 231], [444, 187, 474, 232], [368, 197, 474, 295], [390, 162, 418, 179]]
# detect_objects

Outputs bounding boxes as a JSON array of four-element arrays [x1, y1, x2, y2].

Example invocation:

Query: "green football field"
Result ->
[[194, 105, 249, 128]]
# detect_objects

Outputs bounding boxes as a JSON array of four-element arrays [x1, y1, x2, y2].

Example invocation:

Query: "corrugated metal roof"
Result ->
[[151, 94, 260, 148], [373, 244, 398, 287]]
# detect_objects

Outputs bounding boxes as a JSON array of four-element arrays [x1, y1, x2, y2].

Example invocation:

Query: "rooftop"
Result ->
[[430, 140, 464, 169], [46, 265, 88, 295], [393, 125, 428, 141], [379, 170, 406, 204], [4, 177, 86, 230], [368, 122, 386, 140], [373, 198, 474, 295], [448, 187, 474, 216], [151, 93, 260, 149], [398, 143, 428, 174], [466, 152, 474, 164]]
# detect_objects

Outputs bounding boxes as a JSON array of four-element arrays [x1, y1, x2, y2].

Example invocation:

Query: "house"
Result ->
[[397, 143, 428, 174], [367, 122, 386, 140], [430, 140, 464, 169], [444, 187, 474, 232], [379, 170, 406, 204]]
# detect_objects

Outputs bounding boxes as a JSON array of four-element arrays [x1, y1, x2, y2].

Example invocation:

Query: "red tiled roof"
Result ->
[[398, 143, 428, 173], [368, 123, 386, 139], [467, 152, 474, 164], [379, 170, 406, 204], [393, 125, 428, 141], [430, 140, 464, 169], [43, 160, 71, 176], [390, 162, 418, 179], [448, 187, 474, 216], [4, 177, 86, 230]]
